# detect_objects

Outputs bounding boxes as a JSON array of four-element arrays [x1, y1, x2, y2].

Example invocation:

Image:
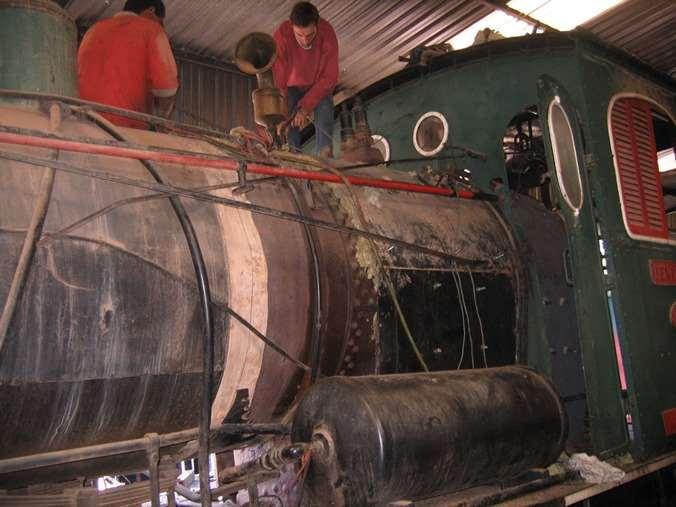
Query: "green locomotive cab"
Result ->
[[339, 31, 675, 460]]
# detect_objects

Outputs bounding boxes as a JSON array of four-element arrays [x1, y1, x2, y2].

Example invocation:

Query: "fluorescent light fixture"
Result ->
[[449, 11, 535, 50], [507, 0, 627, 31], [449, 0, 627, 50]]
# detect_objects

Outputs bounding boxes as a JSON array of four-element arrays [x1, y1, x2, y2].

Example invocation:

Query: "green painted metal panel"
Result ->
[[0, 0, 77, 97], [576, 48, 676, 458], [536, 73, 629, 456], [358, 50, 581, 190], [351, 36, 648, 456]]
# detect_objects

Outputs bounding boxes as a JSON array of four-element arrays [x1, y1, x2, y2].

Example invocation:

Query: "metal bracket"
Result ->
[[233, 160, 255, 195], [247, 478, 260, 507], [145, 432, 161, 507], [562, 248, 574, 286]]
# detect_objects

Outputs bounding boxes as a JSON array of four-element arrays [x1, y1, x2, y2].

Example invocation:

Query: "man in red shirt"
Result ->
[[273, 2, 339, 157], [77, 0, 178, 128]]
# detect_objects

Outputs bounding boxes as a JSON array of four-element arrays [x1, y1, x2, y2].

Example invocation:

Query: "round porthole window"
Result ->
[[413, 112, 449, 156], [371, 134, 390, 162]]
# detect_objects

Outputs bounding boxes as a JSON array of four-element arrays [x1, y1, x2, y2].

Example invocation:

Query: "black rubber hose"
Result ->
[[0, 149, 494, 270], [284, 180, 324, 383], [83, 113, 214, 507]]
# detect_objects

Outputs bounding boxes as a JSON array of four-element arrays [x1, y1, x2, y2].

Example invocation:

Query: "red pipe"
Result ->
[[0, 132, 475, 198]]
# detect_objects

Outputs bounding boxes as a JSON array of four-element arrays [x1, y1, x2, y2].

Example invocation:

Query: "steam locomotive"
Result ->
[[0, 1, 673, 506]]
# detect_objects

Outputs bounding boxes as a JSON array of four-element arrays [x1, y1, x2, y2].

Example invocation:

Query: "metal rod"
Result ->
[[226, 307, 311, 371], [0, 424, 289, 475], [0, 165, 55, 353], [475, 0, 557, 32], [145, 433, 161, 507], [0, 88, 234, 141], [218, 443, 308, 484], [0, 150, 489, 268], [464, 472, 569, 506], [0, 128, 474, 198], [338, 149, 488, 169], [248, 479, 260, 507]]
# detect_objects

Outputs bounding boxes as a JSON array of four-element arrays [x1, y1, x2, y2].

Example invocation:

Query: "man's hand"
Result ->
[[291, 108, 311, 129]]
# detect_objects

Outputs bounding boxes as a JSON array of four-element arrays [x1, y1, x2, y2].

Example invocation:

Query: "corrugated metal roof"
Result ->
[[62, 0, 675, 101], [583, 0, 676, 76], [63, 0, 494, 101], [174, 55, 255, 130]]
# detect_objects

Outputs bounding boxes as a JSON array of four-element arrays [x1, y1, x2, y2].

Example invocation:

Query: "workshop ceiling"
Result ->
[[62, 0, 675, 100]]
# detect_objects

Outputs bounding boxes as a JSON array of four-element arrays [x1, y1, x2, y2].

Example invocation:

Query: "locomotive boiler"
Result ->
[[1, 1, 673, 506]]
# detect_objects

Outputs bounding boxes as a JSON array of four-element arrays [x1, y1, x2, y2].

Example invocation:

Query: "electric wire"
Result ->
[[457, 270, 475, 368], [452, 270, 467, 370], [40, 180, 273, 243], [0, 151, 486, 268], [319, 161, 430, 372], [0, 88, 235, 142], [308, 118, 475, 372], [468, 269, 489, 368], [300, 117, 429, 371]]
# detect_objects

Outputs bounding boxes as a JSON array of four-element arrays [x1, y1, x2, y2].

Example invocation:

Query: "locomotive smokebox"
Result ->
[[292, 366, 567, 506]]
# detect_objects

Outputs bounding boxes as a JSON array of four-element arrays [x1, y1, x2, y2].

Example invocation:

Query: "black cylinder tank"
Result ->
[[292, 366, 567, 506]]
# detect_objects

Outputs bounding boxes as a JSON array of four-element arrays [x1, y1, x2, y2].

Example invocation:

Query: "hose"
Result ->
[[284, 180, 324, 382], [82, 111, 214, 507], [0, 150, 491, 269]]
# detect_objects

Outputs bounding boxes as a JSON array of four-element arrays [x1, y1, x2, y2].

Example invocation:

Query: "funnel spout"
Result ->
[[235, 32, 287, 129]]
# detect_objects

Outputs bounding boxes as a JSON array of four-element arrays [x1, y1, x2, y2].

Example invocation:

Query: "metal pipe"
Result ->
[[339, 102, 355, 150], [0, 424, 290, 475], [0, 88, 234, 141], [352, 96, 371, 143], [0, 129, 474, 198], [145, 433, 161, 507], [0, 150, 491, 268], [0, 165, 54, 353], [464, 472, 569, 507], [219, 443, 308, 483]]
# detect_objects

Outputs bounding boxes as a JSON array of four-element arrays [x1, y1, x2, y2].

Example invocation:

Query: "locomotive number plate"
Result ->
[[649, 260, 676, 286]]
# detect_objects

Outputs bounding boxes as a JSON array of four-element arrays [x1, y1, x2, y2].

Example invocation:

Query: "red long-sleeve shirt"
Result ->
[[272, 18, 339, 113]]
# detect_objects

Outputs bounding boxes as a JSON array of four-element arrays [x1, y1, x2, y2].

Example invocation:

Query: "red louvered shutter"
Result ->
[[610, 98, 668, 239]]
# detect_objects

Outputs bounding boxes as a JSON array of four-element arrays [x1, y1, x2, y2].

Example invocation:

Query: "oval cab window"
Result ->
[[413, 112, 449, 156], [548, 100, 583, 212]]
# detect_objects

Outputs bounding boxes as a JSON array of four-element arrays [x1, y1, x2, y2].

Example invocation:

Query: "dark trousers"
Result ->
[[287, 86, 333, 156]]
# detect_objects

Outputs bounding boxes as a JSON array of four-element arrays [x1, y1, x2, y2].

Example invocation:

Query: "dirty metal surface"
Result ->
[[510, 194, 589, 452], [293, 366, 568, 506]]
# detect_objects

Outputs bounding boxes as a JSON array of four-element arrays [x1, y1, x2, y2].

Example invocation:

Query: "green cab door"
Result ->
[[537, 75, 629, 456]]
